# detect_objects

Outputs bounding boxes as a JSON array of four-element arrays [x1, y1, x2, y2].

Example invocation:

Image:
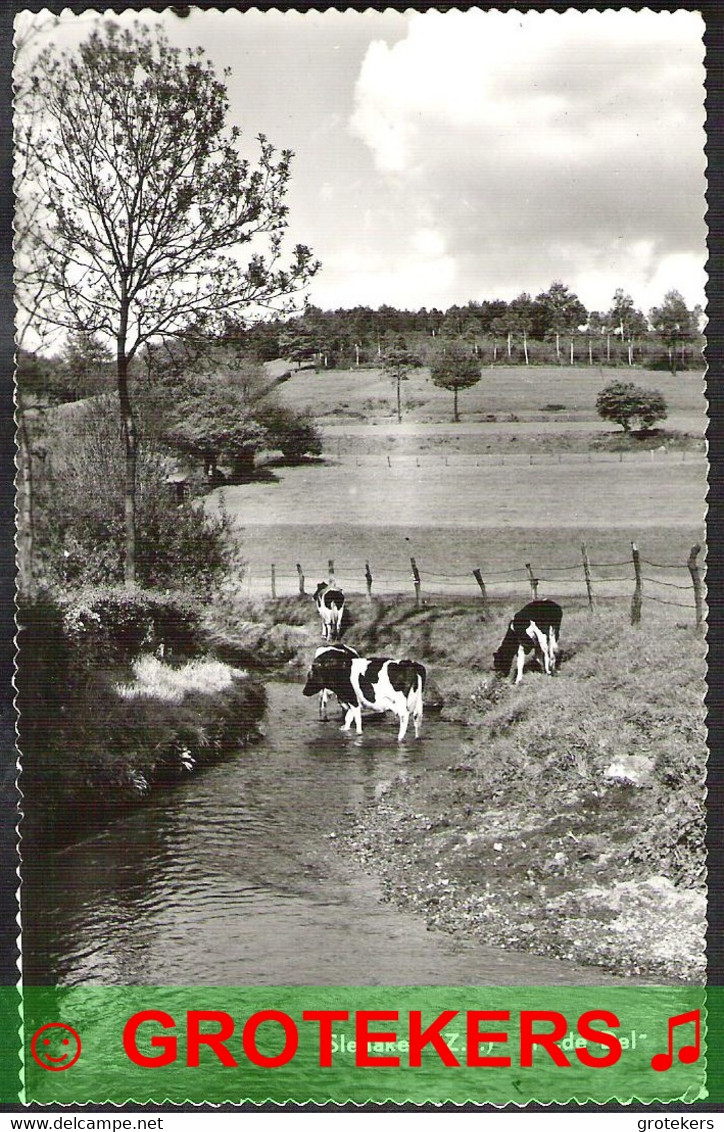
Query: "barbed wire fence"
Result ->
[[259, 542, 705, 628], [322, 447, 706, 468]]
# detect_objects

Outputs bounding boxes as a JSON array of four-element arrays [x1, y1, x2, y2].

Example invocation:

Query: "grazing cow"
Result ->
[[493, 600, 563, 684], [311, 642, 360, 721], [303, 649, 426, 741], [314, 581, 345, 641]]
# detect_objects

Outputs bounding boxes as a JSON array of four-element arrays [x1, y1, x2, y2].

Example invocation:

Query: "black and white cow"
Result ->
[[493, 600, 563, 684], [313, 581, 345, 641], [303, 648, 426, 741], [310, 642, 360, 721]]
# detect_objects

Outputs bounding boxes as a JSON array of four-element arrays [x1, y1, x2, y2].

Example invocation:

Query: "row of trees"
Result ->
[[246, 286, 703, 374]]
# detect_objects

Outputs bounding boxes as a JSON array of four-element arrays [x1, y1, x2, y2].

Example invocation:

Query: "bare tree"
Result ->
[[19, 20, 319, 584], [382, 338, 421, 423], [14, 14, 64, 595]]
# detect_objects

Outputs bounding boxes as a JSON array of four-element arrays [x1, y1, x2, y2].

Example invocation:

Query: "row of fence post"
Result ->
[[269, 545, 704, 628]]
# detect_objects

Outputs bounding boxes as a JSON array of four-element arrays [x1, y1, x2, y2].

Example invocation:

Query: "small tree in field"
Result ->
[[596, 381, 668, 433], [429, 342, 481, 422], [21, 21, 319, 585], [382, 338, 421, 423]]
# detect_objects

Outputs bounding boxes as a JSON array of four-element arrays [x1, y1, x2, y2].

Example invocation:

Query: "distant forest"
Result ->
[[17, 282, 704, 408]]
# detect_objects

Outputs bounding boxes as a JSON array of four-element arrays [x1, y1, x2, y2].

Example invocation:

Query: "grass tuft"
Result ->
[[115, 655, 244, 702]]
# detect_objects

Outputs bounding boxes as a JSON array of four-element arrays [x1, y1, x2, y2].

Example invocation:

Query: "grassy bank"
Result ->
[[235, 592, 706, 983], [17, 592, 267, 847], [344, 599, 707, 982]]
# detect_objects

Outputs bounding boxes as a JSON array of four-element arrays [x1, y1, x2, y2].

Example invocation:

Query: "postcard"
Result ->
[[8, 3, 711, 1112]]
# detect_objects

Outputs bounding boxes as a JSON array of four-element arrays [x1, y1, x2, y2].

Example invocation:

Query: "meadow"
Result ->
[[211, 364, 707, 604], [272, 362, 706, 430]]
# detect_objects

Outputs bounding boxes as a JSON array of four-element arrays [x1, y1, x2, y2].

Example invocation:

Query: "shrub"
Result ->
[[57, 585, 206, 661], [32, 397, 242, 594], [596, 381, 668, 432], [255, 404, 322, 461], [16, 591, 267, 846]]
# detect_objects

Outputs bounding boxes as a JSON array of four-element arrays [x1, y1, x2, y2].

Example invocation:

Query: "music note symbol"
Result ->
[[651, 1009, 701, 1072]]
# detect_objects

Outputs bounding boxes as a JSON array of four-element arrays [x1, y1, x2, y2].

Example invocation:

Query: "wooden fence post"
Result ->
[[473, 569, 488, 616], [411, 557, 421, 608], [296, 563, 305, 596], [581, 542, 595, 611], [365, 561, 373, 603], [630, 542, 642, 625], [687, 543, 704, 630], [271, 563, 277, 600], [328, 558, 335, 584], [525, 563, 538, 600]]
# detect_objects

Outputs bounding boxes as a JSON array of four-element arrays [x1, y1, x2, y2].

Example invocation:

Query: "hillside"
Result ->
[[271, 362, 706, 433]]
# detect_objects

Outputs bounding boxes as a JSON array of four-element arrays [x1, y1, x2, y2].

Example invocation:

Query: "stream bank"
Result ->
[[220, 593, 707, 984], [20, 587, 707, 985]]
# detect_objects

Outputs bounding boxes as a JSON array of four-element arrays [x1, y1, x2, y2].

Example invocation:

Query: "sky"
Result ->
[[16, 6, 707, 319]]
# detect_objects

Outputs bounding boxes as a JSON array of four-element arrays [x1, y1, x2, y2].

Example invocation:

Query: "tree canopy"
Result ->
[[649, 290, 700, 373], [429, 343, 481, 422], [596, 381, 668, 433], [20, 20, 319, 583]]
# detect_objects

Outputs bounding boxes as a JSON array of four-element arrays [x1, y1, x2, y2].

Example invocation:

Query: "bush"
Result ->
[[254, 404, 322, 461], [16, 591, 267, 846], [57, 585, 205, 661], [32, 397, 242, 594], [596, 381, 668, 432]]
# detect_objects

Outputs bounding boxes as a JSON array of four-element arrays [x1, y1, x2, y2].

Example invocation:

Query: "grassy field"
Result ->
[[219, 455, 705, 529], [214, 362, 707, 602], [213, 455, 706, 602], [274, 363, 706, 431]]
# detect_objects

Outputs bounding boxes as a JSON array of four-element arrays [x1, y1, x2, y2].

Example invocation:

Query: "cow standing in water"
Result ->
[[303, 649, 426, 741], [310, 642, 359, 721], [493, 600, 563, 684], [313, 582, 345, 641]]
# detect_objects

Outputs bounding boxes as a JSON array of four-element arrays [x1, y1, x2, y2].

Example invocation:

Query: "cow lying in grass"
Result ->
[[310, 642, 360, 721], [314, 581, 345, 641], [303, 647, 426, 741], [493, 599, 563, 684]]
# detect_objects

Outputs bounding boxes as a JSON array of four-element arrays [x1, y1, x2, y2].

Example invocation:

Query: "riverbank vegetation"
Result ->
[[345, 599, 706, 983], [17, 590, 266, 848], [225, 592, 706, 983]]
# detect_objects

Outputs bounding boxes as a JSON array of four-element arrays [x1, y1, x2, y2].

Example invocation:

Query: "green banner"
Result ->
[[4, 986, 708, 1106]]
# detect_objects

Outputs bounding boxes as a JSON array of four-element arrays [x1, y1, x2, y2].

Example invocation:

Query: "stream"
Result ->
[[23, 681, 624, 987]]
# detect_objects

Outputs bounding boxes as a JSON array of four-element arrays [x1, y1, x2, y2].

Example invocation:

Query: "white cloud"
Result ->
[[313, 237, 456, 311], [346, 9, 706, 311]]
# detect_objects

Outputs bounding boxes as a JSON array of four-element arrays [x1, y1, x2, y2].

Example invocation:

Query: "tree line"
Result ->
[[253, 284, 703, 374]]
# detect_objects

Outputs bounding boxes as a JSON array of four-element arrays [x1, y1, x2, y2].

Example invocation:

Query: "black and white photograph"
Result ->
[[13, 0, 708, 1056]]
